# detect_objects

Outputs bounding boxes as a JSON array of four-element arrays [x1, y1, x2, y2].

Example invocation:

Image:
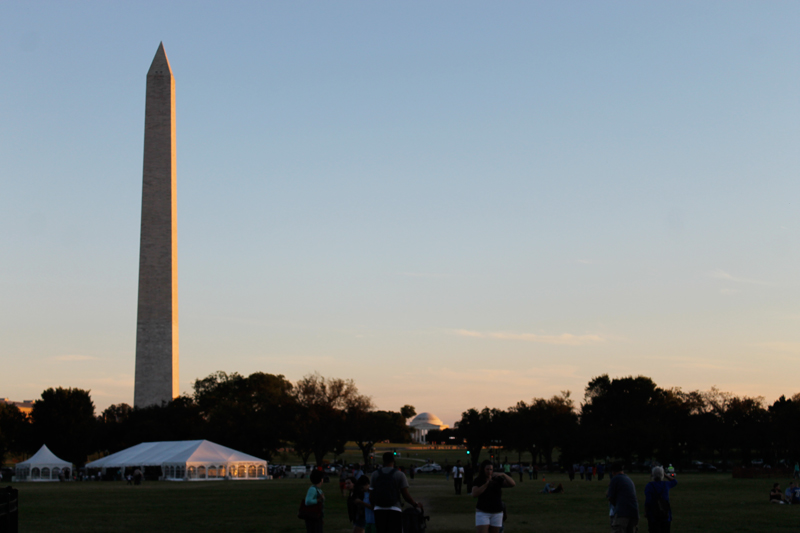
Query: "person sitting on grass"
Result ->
[[770, 483, 785, 504], [785, 481, 800, 504], [541, 482, 564, 494]]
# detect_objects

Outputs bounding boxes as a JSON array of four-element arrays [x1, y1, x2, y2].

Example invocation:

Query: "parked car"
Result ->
[[696, 462, 717, 472], [416, 463, 442, 473]]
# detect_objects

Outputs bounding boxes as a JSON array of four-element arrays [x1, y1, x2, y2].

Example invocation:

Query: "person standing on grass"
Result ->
[[607, 463, 639, 533], [350, 475, 373, 533], [645, 466, 677, 532], [472, 459, 516, 533], [304, 469, 325, 533], [370, 452, 423, 533], [794, 462, 799, 480], [465, 461, 475, 494], [453, 460, 465, 495]]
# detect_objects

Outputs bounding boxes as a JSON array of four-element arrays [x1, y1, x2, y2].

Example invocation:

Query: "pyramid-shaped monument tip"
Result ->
[[148, 42, 172, 76]]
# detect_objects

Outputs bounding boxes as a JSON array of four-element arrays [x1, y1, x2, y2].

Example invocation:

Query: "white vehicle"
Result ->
[[416, 463, 442, 473]]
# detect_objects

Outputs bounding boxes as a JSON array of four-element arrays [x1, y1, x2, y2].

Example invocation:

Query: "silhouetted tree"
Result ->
[[580, 375, 667, 464], [401, 405, 417, 420], [456, 407, 499, 467], [769, 394, 800, 462], [0, 402, 28, 467], [31, 387, 96, 466], [97, 403, 133, 454], [292, 373, 372, 466], [193, 371, 295, 460], [123, 396, 206, 444], [508, 392, 578, 466], [349, 409, 409, 465]]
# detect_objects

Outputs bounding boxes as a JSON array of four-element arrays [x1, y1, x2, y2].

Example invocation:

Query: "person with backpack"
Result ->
[[644, 466, 677, 533], [370, 451, 424, 533], [301, 469, 326, 533]]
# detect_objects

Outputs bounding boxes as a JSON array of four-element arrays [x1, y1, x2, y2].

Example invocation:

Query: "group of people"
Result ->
[[303, 452, 424, 533], [302, 456, 682, 533], [568, 462, 606, 482], [770, 481, 800, 504], [607, 463, 677, 533]]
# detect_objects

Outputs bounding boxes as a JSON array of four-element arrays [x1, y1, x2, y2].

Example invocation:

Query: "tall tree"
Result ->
[[31, 387, 96, 466], [580, 375, 667, 463], [508, 392, 578, 466], [769, 394, 800, 462], [455, 407, 498, 467], [0, 402, 28, 467], [97, 403, 133, 454], [401, 405, 417, 420], [349, 409, 409, 466], [193, 371, 295, 460], [292, 373, 373, 466]]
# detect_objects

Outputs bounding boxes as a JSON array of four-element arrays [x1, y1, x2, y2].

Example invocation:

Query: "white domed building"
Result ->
[[409, 412, 449, 444]]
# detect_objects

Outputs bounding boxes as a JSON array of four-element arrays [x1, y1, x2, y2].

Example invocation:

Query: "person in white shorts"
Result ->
[[471, 460, 516, 533]]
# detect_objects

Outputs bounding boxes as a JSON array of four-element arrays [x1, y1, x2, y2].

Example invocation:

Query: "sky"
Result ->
[[2, 2, 799, 427]]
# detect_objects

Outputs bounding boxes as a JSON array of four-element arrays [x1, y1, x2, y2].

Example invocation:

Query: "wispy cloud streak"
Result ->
[[709, 269, 771, 286], [453, 329, 606, 346], [52, 355, 99, 361]]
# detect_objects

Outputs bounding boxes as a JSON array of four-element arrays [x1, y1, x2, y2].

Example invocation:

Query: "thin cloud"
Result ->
[[753, 342, 800, 353], [453, 329, 606, 346], [395, 272, 447, 279], [709, 269, 771, 286], [52, 355, 99, 362]]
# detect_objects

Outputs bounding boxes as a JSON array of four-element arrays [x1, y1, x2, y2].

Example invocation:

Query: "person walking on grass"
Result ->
[[304, 469, 325, 533], [453, 460, 465, 495], [607, 462, 639, 533], [472, 459, 516, 533], [371, 452, 423, 533], [645, 466, 677, 532]]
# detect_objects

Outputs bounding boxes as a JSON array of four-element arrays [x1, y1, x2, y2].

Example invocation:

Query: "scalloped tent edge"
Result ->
[[15, 444, 73, 482], [85, 440, 268, 481]]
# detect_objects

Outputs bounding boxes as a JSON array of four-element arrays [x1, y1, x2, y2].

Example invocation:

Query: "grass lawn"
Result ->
[[10, 473, 798, 532]]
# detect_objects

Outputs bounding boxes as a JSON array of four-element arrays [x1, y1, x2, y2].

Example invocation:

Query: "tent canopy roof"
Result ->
[[17, 445, 72, 468], [85, 440, 266, 469]]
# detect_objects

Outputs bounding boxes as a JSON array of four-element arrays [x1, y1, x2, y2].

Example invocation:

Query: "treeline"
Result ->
[[0, 372, 411, 468], [1, 372, 798, 470], [448, 374, 800, 469]]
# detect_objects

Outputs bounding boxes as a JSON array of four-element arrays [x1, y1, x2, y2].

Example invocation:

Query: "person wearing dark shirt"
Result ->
[[645, 466, 678, 532], [607, 463, 639, 533], [370, 452, 423, 533], [471, 459, 515, 533]]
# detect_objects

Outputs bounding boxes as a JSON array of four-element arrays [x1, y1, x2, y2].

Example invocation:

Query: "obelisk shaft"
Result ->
[[134, 43, 178, 408]]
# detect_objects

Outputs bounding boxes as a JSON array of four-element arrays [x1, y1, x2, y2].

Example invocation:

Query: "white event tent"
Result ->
[[85, 440, 267, 481], [15, 444, 73, 481]]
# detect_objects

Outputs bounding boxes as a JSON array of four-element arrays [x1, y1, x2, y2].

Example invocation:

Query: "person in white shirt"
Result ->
[[453, 460, 465, 495]]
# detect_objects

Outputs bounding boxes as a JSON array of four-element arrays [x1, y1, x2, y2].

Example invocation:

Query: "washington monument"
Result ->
[[134, 43, 179, 408]]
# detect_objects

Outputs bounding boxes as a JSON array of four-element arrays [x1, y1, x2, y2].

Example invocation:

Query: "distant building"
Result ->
[[409, 412, 449, 444], [0, 398, 33, 415]]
